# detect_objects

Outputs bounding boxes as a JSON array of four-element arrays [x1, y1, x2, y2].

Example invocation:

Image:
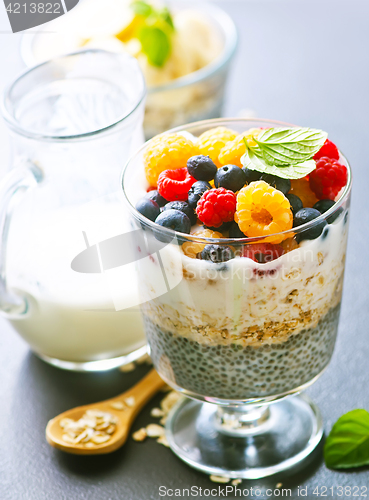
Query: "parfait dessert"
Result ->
[[124, 121, 350, 403]]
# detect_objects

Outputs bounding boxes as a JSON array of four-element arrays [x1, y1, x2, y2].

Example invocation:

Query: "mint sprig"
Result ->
[[324, 409, 369, 469], [139, 26, 171, 67], [130, 1, 174, 68], [241, 127, 328, 180], [131, 0, 153, 17], [242, 148, 317, 180]]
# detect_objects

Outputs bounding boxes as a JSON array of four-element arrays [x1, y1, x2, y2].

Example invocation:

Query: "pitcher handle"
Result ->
[[0, 161, 43, 317]]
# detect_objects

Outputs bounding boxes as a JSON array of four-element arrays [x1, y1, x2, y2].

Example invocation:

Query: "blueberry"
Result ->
[[198, 244, 234, 263], [135, 197, 160, 222], [242, 168, 263, 183], [188, 181, 211, 210], [162, 201, 197, 225], [145, 189, 167, 207], [293, 208, 327, 243], [313, 199, 342, 224], [187, 155, 217, 182], [229, 221, 247, 238], [322, 226, 329, 239], [155, 209, 191, 234], [286, 193, 303, 216], [313, 199, 335, 213], [260, 173, 291, 195], [214, 164, 247, 192]]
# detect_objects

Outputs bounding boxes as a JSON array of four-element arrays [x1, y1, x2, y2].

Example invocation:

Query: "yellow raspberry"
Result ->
[[144, 133, 198, 187], [235, 181, 293, 244], [289, 178, 319, 208], [197, 127, 237, 167], [218, 128, 263, 167], [281, 237, 299, 253], [182, 229, 223, 259]]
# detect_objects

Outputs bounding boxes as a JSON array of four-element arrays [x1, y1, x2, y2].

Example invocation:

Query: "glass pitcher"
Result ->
[[0, 49, 147, 371]]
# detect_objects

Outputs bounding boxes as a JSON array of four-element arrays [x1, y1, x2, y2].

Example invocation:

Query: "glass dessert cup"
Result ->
[[0, 50, 148, 371], [122, 118, 352, 478]]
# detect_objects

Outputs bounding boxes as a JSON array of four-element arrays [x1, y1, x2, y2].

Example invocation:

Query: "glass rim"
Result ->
[[121, 117, 352, 245], [147, 3, 238, 94], [1, 49, 146, 142]]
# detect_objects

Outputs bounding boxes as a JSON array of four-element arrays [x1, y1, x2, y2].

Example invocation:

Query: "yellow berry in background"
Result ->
[[281, 237, 299, 253], [144, 133, 198, 187], [197, 127, 237, 167], [289, 178, 319, 208], [218, 128, 263, 168], [182, 229, 223, 259], [235, 181, 293, 244]]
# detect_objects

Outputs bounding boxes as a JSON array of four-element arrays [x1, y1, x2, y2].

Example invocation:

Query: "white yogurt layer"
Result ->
[[138, 213, 348, 347], [7, 199, 145, 362]]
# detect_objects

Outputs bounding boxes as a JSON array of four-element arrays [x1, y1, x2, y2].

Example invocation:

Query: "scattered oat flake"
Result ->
[[59, 418, 74, 428], [110, 401, 126, 410], [136, 353, 152, 365], [62, 434, 76, 444], [276, 483, 283, 488], [146, 424, 165, 437], [74, 429, 91, 444], [125, 397, 135, 407], [231, 479, 242, 486], [132, 428, 147, 442], [157, 435, 169, 447], [160, 391, 181, 413], [159, 416, 167, 425], [60, 409, 117, 447], [119, 362, 136, 373], [91, 434, 111, 444], [210, 475, 230, 484], [150, 407, 165, 418]]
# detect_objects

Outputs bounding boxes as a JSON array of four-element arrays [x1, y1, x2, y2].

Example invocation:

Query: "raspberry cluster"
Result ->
[[309, 157, 348, 200]]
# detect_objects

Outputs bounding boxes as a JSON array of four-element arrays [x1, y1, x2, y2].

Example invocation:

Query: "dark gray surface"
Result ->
[[1, 1, 369, 499]]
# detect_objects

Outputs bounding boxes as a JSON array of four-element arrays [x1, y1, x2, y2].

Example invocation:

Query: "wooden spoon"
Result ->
[[46, 369, 165, 455]]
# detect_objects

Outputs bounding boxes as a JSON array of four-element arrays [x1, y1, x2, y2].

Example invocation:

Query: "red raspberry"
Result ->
[[309, 157, 348, 200], [242, 243, 284, 263], [196, 188, 236, 228], [313, 139, 339, 160], [157, 168, 196, 202]]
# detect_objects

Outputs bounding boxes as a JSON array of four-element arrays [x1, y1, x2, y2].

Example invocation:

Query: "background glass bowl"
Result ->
[[20, 2, 238, 139], [121, 118, 352, 478]]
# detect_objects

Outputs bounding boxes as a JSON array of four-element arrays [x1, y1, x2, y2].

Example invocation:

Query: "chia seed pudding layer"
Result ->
[[144, 303, 341, 400]]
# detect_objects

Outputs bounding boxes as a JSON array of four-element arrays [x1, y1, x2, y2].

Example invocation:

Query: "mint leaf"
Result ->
[[131, 0, 153, 17], [254, 127, 327, 166], [324, 409, 369, 469], [159, 7, 174, 31], [241, 148, 317, 180], [138, 26, 171, 67]]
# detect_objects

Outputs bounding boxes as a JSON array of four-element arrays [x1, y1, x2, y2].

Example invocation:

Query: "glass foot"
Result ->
[[35, 345, 148, 372], [165, 393, 323, 479]]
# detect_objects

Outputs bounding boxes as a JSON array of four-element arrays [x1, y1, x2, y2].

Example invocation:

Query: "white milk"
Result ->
[[7, 197, 145, 362]]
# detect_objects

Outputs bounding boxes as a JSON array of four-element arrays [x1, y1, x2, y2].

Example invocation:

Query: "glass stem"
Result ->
[[215, 404, 270, 436]]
